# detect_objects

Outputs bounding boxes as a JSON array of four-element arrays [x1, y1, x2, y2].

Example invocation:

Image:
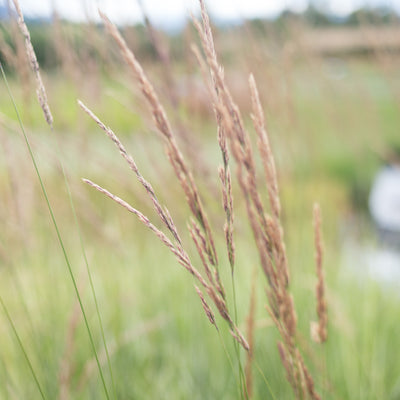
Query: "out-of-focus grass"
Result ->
[[1, 56, 400, 399], [0, 73, 144, 134]]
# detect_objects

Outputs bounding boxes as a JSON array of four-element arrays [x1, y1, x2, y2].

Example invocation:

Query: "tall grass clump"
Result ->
[[1, 1, 115, 398], [79, 1, 329, 398]]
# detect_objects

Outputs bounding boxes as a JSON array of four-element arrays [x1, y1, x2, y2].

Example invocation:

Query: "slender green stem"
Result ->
[[0, 295, 46, 400], [0, 63, 110, 400], [52, 119, 117, 399], [254, 360, 278, 400], [231, 272, 248, 399], [217, 329, 243, 398]]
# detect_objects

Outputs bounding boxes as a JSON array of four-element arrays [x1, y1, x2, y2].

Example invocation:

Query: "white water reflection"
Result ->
[[344, 240, 400, 284], [369, 165, 400, 233], [343, 164, 400, 285], [342, 208, 400, 287]]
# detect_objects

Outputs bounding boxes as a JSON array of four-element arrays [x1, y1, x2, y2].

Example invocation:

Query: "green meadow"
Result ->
[[1, 8, 400, 399]]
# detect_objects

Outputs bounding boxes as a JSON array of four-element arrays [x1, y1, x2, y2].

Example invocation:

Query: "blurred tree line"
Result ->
[[0, 5, 399, 71]]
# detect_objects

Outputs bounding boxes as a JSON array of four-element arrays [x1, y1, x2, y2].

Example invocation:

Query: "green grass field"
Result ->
[[1, 12, 400, 399]]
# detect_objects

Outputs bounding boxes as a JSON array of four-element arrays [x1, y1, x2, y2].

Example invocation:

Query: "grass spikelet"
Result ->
[[83, 178, 248, 349], [249, 73, 289, 287], [195, 286, 217, 328], [219, 165, 235, 269], [99, 9, 218, 267], [82, 179, 186, 266], [312, 203, 328, 344], [249, 74, 280, 220], [299, 351, 321, 400], [189, 220, 216, 287], [277, 342, 295, 393], [11, 0, 53, 128], [78, 99, 183, 248], [193, 1, 320, 396]]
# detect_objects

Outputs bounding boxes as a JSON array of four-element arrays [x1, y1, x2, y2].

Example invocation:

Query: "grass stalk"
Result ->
[[52, 137, 117, 400], [230, 273, 247, 400], [216, 329, 243, 399], [8, 1, 116, 394], [0, 62, 111, 400], [254, 360, 278, 400], [0, 294, 46, 400]]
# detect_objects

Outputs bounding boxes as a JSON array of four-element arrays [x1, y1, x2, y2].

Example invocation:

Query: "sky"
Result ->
[[4, 0, 400, 29]]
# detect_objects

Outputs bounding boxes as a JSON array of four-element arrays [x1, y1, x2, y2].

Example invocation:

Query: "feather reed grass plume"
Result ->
[[299, 351, 322, 400], [195, 285, 217, 328], [193, 0, 320, 397], [78, 100, 183, 249], [92, 10, 250, 350], [311, 203, 328, 344], [83, 177, 248, 350], [137, 0, 216, 193], [249, 74, 280, 221], [78, 1, 328, 395], [80, 96, 247, 349], [219, 166, 235, 269], [190, 43, 236, 271], [99, 10, 218, 269], [82, 179, 189, 270], [11, 0, 53, 128]]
